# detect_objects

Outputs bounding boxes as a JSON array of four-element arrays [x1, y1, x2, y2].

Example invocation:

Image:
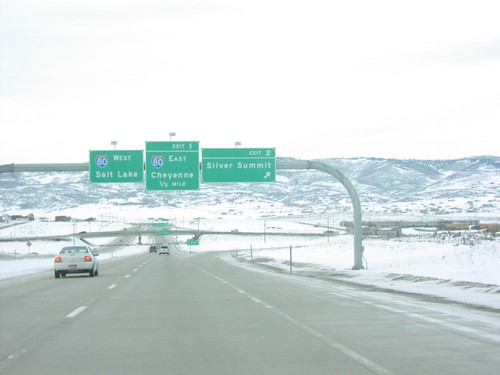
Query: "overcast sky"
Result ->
[[1, 0, 499, 164]]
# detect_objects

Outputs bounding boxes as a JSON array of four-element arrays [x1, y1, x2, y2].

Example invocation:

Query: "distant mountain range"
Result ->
[[1, 156, 499, 218]]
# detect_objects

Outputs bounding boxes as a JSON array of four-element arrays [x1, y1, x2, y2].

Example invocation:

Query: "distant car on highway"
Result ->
[[54, 246, 99, 278], [159, 245, 169, 255], [149, 245, 157, 253]]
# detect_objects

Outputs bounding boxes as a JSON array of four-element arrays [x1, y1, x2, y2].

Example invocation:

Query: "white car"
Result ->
[[54, 246, 99, 278], [159, 245, 169, 255]]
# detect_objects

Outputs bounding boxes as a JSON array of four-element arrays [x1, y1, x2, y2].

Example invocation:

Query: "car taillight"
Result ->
[[84, 255, 92, 262], [55, 256, 62, 263]]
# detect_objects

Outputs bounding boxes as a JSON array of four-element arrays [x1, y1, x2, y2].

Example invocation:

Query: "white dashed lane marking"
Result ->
[[66, 306, 87, 318]]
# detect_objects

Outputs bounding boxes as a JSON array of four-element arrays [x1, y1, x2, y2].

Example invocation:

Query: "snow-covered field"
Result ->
[[1, 217, 499, 310]]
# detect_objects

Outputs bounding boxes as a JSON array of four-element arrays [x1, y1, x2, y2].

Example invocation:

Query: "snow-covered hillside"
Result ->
[[1, 156, 499, 219]]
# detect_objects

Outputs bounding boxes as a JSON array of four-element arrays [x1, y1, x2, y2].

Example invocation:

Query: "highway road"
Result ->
[[1, 247, 499, 374]]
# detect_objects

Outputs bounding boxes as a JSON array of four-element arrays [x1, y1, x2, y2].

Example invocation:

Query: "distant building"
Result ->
[[8, 213, 35, 221], [472, 224, 500, 234], [55, 215, 71, 222]]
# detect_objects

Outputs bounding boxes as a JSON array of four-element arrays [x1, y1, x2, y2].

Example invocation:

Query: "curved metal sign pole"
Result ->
[[277, 159, 364, 270]]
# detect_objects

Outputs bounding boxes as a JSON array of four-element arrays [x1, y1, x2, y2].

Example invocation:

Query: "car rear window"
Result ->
[[61, 247, 89, 254]]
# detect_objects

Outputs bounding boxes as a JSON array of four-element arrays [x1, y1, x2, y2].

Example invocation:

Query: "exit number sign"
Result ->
[[202, 148, 276, 183], [145, 141, 200, 190]]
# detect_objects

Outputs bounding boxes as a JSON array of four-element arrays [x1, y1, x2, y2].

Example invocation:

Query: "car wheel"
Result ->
[[55, 271, 60, 279]]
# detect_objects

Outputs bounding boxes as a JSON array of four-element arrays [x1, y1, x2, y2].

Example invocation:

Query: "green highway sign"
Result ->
[[89, 150, 144, 183], [155, 228, 170, 235], [186, 239, 199, 246], [145, 141, 200, 190], [201, 148, 276, 183], [152, 222, 167, 227]]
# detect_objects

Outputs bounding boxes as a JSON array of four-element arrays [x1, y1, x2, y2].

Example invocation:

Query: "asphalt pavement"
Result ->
[[1, 248, 499, 374]]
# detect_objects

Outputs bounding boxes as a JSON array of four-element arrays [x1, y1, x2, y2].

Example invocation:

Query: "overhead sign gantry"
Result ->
[[1, 156, 364, 270]]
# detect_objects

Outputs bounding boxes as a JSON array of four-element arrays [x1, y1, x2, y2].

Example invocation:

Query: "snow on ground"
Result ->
[[1, 219, 499, 310]]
